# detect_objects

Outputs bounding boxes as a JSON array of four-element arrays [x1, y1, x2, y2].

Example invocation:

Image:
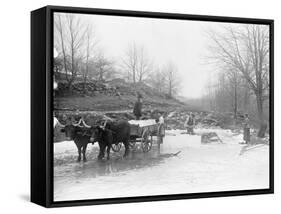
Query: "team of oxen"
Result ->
[[57, 118, 131, 162]]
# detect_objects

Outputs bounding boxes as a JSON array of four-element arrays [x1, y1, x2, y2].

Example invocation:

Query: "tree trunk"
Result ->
[[243, 87, 249, 113], [256, 92, 266, 138], [169, 81, 172, 98], [258, 123, 267, 138], [83, 76, 87, 95], [99, 68, 104, 82], [133, 70, 136, 84], [67, 79, 73, 93], [234, 82, 237, 120]]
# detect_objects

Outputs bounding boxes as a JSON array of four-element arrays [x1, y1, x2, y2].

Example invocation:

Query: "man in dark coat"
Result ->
[[243, 114, 250, 144], [133, 96, 142, 120], [184, 113, 195, 135]]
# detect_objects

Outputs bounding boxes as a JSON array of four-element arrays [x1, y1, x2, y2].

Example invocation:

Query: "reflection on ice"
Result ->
[[54, 143, 180, 180]]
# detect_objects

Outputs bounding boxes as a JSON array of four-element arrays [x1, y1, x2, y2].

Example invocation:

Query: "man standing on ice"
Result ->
[[243, 114, 250, 144], [184, 113, 195, 135], [157, 112, 165, 144], [133, 94, 143, 120]]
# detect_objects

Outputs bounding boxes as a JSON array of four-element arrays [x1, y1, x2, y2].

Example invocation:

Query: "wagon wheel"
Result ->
[[141, 129, 152, 153], [111, 143, 122, 152]]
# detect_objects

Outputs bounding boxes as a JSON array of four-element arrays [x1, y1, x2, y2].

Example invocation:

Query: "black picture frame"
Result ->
[[31, 5, 274, 208]]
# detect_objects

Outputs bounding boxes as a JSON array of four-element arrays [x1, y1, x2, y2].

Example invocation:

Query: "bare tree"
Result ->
[[203, 74, 218, 111], [54, 14, 88, 91], [213, 71, 231, 112], [122, 43, 153, 83], [55, 14, 68, 83], [203, 67, 255, 123], [122, 42, 138, 83], [94, 51, 115, 82], [136, 46, 153, 82], [80, 25, 98, 93], [224, 67, 242, 119], [208, 24, 269, 137], [149, 67, 166, 94], [163, 62, 180, 98]]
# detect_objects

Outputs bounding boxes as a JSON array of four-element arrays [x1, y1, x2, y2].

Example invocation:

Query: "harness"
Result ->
[[76, 129, 92, 137]]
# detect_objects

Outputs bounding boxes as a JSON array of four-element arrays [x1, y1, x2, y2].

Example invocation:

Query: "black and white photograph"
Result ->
[[52, 11, 272, 202]]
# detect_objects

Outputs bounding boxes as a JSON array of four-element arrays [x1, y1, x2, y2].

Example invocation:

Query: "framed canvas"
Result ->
[[31, 5, 274, 208]]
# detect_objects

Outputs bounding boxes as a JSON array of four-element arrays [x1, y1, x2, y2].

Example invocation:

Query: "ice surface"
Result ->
[[53, 127, 269, 201]]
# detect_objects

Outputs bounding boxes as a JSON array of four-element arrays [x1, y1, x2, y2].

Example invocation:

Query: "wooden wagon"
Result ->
[[111, 120, 165, 153]]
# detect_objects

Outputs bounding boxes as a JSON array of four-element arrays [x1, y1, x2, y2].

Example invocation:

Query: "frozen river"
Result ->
[[53, 128, 269, 202]]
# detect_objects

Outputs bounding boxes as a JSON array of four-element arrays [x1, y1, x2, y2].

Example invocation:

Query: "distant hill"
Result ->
[[54, 78, 188, 112]]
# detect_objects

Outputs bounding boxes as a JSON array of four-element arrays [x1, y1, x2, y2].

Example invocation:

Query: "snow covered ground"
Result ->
[[53, 127, 269, 202]]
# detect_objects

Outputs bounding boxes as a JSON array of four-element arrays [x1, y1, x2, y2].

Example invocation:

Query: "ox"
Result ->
[[60, 119, 92, 162], [90, 120, 130, 160]]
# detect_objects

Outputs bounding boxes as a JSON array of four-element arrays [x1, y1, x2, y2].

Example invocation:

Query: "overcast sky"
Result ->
[[55, 13, 246, 98]]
